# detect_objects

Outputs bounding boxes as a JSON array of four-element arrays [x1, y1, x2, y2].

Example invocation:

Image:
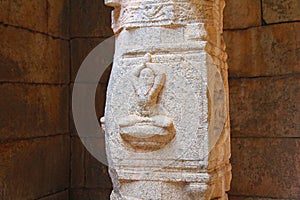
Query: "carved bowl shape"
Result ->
[[118, 115, 176, 150]]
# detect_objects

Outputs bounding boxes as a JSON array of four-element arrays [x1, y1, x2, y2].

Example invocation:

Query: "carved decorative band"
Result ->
[[111, 1, 207, 31]]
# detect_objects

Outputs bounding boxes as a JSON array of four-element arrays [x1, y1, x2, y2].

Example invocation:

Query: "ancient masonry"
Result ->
[[102, 0, 231, 199]]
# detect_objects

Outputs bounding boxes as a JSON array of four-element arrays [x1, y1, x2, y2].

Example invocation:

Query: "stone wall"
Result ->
[[0, 0, 70, 199], [0, 0, 113, 199], [224, 0, 300, 199], [69, 0, 113, 199], [69, 0, 300, 199], [0, 0, 299, 199]]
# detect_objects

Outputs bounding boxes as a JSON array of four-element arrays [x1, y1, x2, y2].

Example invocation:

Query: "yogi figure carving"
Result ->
[[118, 54, 175, 150], [131, 54, 164, 117]]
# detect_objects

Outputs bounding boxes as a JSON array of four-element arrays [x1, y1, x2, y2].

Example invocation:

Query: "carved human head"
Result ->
[[139, 68, 155, 86]]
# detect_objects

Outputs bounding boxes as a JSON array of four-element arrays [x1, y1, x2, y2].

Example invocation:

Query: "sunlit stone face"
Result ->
[[103, 0, 231, 199], [138, 68, 155, 96]]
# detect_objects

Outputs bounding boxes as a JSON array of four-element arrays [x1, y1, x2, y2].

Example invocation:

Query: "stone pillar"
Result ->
[[102, 0, 231, 199]]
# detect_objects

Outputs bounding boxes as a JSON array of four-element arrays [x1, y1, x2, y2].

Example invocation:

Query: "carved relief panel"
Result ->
[[102, 0, 231, 199]]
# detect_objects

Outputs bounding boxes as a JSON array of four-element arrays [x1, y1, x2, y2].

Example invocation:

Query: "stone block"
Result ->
[[263, 0, 300, 24], [230, 75, 300, 138], [70, 83, 107, 135], [70, 95, 111, 190], [0, 84, 69, 141], [0, 135, 70, 199], [0, 0, 69, 37], [70, 35, 110, 137], [224, 0, 261, 29], [47, 0, 70, 37], [224, 23, 300, 77], [0, 25, 70, 84], [70, 0, 113, 37], [5, 0, 47, 32], [0, 0, 9, 22], [71, 38, 108, 82], [70, 188, 112, 200], [85, 149, 112, 189], [38, 190, 69, 200], [71, 136, 85, 188], [230, 138, 300, 199]]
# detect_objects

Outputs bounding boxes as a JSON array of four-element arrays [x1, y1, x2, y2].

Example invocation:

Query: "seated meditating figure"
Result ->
[[118, 53, 175, 149]]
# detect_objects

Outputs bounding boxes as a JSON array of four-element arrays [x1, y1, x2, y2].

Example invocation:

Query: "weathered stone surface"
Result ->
[[0, 84, 69, 141], [224, 23, 300, 78], [70, 188, 111, 200], [3, 0, 47, 31], [230, 75, 300, 138], [70, 0, 113, 37], [0, 135, 70, 200], [47, 0, 70, 37], [71, 38, 106, 82], [0, 25, 70, 84], [224, 0, 261, 29], [71, 135, 112, 189], [103, 0, 231, 199], [230, 138, 300, 199], [263, 0, 300, 24], [70, 82, 107, 135], [85, 149, 112, 189], [38, 190, 69, 200], [70, 83, 111, 190], [0, 0, 9, 23], [71, 136, 85, 188], [0, 0, 69, 37]]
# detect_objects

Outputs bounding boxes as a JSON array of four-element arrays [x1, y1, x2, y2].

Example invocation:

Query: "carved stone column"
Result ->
[[102, 0, 231, 199]]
